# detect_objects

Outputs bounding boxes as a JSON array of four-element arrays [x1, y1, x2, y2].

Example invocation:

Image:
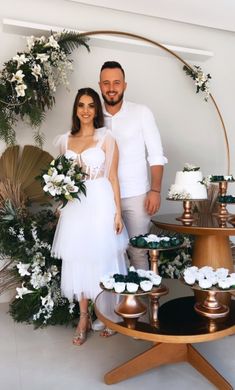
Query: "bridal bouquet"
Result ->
[[39, 155, 87, 206]]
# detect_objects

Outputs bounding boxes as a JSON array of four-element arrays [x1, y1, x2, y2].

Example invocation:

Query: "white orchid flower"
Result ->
[[15, 83, 27, 97], [31, 64, 42, 81], [36, 53, 49, 63], [11, 70, 25, 84], [41, 293, 54, 309], [26, 36, 36, 50], [16, 262, 31, 276], [45, 35, 60, 49], [16, 283, 33, 299], [13, 54, 29, 68]]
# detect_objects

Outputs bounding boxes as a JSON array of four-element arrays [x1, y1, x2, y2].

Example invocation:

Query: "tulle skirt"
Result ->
[[51, 177, 128, 302]]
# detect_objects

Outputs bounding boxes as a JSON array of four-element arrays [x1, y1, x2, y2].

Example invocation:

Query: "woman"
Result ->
[[51, 88, 128, 345]]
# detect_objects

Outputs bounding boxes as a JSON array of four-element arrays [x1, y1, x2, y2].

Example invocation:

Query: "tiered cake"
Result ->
[[168, 163, 207, 200]]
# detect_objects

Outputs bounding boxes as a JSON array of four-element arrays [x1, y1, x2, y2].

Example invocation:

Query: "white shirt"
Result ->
[[103, 100, 167, 198]]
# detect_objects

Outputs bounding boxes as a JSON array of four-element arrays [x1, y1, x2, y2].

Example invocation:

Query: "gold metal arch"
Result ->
[[80, 30, 230, 174]]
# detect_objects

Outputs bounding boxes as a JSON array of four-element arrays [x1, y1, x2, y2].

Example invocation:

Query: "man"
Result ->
[[99, 61, 167, 270]]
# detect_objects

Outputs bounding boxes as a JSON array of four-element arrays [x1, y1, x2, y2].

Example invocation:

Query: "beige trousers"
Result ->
[[121, 193, 151, 270]]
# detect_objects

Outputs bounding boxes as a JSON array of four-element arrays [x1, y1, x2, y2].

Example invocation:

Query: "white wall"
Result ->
[[0, 0, 235, 215]]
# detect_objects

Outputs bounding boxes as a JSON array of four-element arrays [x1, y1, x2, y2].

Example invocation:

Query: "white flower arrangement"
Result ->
[[183, 266, 235, 290], [0, 31, 89, 145], [183, 65, 211, 102], [39, 154, 87, 206], [101, 266, 162, 294], [183, 163, 200, 172], [168, 185, 191, 200]]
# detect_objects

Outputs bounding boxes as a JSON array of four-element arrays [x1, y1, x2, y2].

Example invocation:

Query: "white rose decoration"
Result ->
[[126, 283, 139, 293], [150, 274, 162, 286], [184, 274, 196, 285], [218, 279, 232, 289], [103, 278, 115, 290], [198, 278, 213, 289], [114, 282, 126, 293], [140, 280, 153, 292]]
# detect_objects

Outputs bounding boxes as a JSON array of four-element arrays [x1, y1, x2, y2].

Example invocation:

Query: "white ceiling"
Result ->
[[68, 0, 235, 33]]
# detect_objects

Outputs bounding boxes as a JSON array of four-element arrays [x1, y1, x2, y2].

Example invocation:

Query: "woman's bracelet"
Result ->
[[150, 189, 161, 193]]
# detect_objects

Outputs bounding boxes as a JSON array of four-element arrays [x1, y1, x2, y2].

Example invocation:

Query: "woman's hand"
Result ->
[[114, 213, 123, 234]]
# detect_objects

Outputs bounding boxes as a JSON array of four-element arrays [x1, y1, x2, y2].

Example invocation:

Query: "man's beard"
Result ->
[[102, 92, 124, 106]]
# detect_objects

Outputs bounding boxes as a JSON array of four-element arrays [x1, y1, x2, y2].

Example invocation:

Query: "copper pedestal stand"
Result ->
[[194, 289, 230, 319], [114, 292, 147, 329], [148, 248, 169, 326], [167, 198, 206, 226], [213, 180, 234, 218]]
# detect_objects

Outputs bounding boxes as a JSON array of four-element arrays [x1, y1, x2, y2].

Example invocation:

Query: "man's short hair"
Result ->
[[100, 61, 125, 78]]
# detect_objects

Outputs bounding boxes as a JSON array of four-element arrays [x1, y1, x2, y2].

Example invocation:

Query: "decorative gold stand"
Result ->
[[194, 289, 230, 319], [114, 294, 147, 329], [176, 200, 195, 225], [148, 249, 169, 326], [214, 181, 233, 218]]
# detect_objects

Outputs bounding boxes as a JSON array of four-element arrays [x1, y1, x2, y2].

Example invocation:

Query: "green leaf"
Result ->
[[57, 30, 90, 54]]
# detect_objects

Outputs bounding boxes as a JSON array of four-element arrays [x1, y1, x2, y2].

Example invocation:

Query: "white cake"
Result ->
[[168, 164, 207, 200]]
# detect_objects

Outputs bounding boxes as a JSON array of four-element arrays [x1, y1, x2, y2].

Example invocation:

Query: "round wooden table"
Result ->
[[151, 213, 235, 271], [95, 285, 235, 389]]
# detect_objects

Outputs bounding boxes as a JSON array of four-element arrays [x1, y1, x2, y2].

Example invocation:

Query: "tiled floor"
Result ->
[[1, 284, 235, 390]]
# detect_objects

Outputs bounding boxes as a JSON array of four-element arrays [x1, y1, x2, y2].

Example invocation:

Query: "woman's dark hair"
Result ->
[[71, 87, 104, 134]]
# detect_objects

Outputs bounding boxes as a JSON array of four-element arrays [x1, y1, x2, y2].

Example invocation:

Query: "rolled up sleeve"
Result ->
[[141, 106, 168, 166]]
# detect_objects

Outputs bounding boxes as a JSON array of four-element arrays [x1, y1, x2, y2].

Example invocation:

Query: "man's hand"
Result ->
[[144, 191, 161, 215]]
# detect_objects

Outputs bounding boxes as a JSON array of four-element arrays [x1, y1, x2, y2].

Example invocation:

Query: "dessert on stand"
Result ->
[[129, 233, 184, 326], [100, 267, 162, 329], [167, 163, 207, 224], [208, 175, 235, 219]]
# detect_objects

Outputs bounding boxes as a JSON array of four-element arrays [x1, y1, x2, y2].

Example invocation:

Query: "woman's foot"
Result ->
[[100, 327, 117, 337], [73, 312, 91, 346]]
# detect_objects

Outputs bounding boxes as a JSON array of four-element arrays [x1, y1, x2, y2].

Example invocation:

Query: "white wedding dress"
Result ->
[[51, 127, 128, 302]]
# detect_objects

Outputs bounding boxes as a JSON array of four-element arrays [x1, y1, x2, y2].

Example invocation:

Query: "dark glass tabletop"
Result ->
[[95, 288, 235, 342]]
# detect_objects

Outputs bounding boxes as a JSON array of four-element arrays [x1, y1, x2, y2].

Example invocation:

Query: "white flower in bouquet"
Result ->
[[140, 280, 153, 291], [126, 283, 139, 293], [114, 282, 126, 293], [16, 262, 31, 277], [16, 283, 33, 299], [13, 54, 29, 67], [41, 293, 54, 309], [39, 155, 87, 206]]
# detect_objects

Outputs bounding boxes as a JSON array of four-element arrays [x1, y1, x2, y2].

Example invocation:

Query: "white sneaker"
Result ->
[[91, 318, 105, 331]]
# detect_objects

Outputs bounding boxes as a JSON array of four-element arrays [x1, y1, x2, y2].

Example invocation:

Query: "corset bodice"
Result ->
[[65, 147, 106, 180]]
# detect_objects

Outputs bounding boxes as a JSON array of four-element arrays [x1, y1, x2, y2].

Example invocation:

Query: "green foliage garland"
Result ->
[[0, 200, 81, 327]]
